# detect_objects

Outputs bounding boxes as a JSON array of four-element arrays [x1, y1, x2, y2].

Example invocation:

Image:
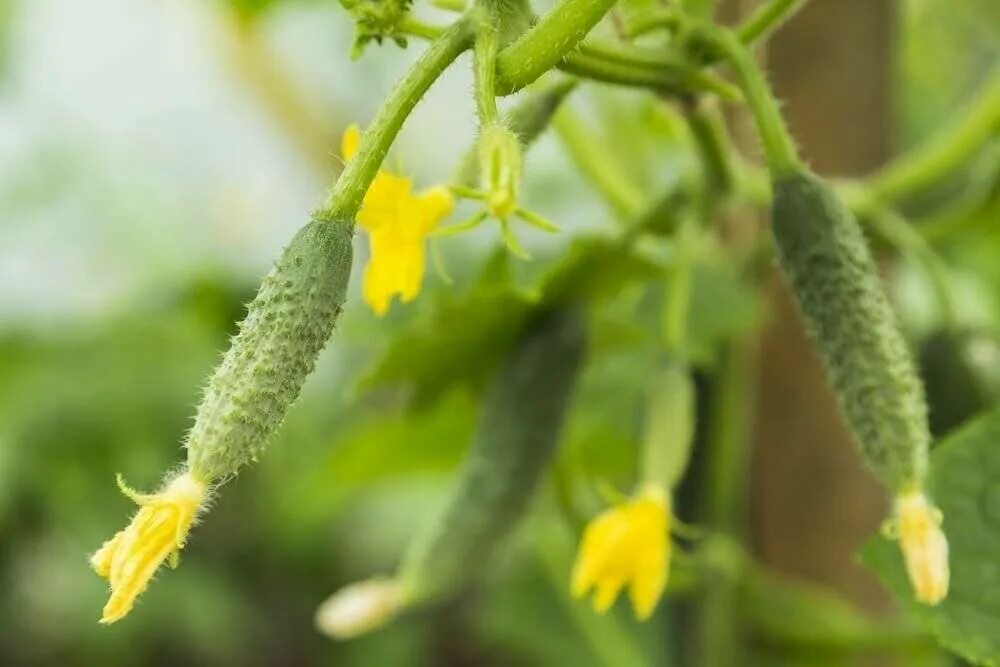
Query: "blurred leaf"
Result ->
[[684, 259, 763, 365], [541, 237, 662, 306], [863, 406, 1000, 666], [359, 270, 534, 406], [740, 565, 928, 654], [363, 238, 661, 406]]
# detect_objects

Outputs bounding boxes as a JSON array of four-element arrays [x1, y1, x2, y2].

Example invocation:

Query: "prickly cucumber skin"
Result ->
[[399, 308, 586, 604], [772, 171, 930, 491], [185, 219, 354, 482]]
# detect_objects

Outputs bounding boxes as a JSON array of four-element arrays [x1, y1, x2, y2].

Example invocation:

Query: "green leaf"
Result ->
[[863, 407, 1000, 665], [541, 237, 662, 306], [684, 259, 763, 365], [362, 239, 661, 406], [359, 258, 535, 405], [739, 565, 928, 653]]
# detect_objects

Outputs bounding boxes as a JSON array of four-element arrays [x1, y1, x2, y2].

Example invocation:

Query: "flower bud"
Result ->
[[315, 578, 402, 639], [478, 123, 522, 219]]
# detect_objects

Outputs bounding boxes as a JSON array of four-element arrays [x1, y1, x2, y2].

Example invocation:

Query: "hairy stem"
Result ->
[[708, 29, 802, 176], [495, 0, 617, 94], [472, 1, 501, 125], [736, 0, 808, 46], [320, 19, 473, 221], [868, 67, 1000, 203], [553, 109, 646, 221]]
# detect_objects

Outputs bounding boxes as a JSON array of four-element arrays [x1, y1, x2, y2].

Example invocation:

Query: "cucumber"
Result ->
[[185, 218, 354, 482], [398, 307, 586, 603], [772, 171, 930, 492]]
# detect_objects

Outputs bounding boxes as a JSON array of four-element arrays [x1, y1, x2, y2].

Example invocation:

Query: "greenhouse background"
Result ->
[[0, 0, 998, 665]]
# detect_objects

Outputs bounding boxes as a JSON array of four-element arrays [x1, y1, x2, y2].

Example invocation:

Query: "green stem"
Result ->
[[864, 204, 957, 330], [472, 1, 501, 125], [624, 8, 680, 39], [681, 0, 718, 19], [918, 141, 1000, 241], [494, 0, 617, 94], [702, 339, 753, 535], [735, 0, 807, 46], [432, 0, 467, 11], [708, 29, 801, 176], [697, 338, 755, 666], [687, 102, 735, 199], [398, 16, 447, 41], [319, 19, 473, 221], [867, 67, 1000, 203], [663, 220, 695, 353], [553, 109, 646, 221]]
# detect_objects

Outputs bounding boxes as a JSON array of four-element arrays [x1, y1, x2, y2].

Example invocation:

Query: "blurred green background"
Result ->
[[0, 0, 998, 665]]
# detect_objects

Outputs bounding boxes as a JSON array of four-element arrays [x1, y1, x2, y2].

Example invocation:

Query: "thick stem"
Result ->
[[687, 103, 735, 199], [735, 0, 808, 46], [662, 219, 695, 353], [552, 110, 645, 221], [319, 19, 473, 222], [868, 67, 1000, 203], [472, 1, 501, 125], [697, 338, 756, 666], [710, 30, 802, 176], [494, 0, 617, 94]]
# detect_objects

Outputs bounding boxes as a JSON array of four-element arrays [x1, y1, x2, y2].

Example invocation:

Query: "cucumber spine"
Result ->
[[771, 171, 930, 491], [185, 218, 354, 482]]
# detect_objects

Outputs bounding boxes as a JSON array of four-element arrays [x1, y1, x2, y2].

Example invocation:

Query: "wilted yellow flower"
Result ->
[[894, 490, 949, 605], [342, 124, 454, 316], [91, 472, 207, 624], [315, 578, 402, 639], [571, 484, 670, 619]]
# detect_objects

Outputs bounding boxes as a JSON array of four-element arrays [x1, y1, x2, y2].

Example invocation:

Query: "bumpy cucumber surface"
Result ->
[[772, 171, 930, 491], [399, 307, 586, 603], [186, 219, 354, 482]]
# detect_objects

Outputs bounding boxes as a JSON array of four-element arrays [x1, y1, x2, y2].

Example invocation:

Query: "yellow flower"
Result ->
[[894, 490, 949, 605], [342, 124, 454, 316], [571, 484, 670, 619], [91, 472, 207, 624]]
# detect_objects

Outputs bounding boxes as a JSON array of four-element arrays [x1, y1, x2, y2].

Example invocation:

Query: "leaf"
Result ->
[[684, 260, 763, 365], [541, 237, 662, 306], [739, 565, 927, 653], [359, 275, 535, 406], [863, 407, 1000, 666], [362, 239, 661, 406]]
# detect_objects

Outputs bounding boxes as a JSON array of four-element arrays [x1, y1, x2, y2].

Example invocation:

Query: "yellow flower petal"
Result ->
[[895, 490, 949, 605], [570, 484, 670, 619], [358, 171, 415, 233], [343, 121, 454, 316], [341, 123, 361, 161], [415, 186, 455, 235], [92, 473, 207, 624]]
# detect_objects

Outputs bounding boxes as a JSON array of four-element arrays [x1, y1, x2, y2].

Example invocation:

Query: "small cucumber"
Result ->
[[772, 171, 930, 491], [185, 218, 354, 482], [398, 307, 586, 603]]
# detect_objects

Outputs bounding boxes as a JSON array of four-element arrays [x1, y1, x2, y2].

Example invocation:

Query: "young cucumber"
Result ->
[[772, 171, 930, 491], [398, 307, 586, 604], [186, 218, 354, 482]]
